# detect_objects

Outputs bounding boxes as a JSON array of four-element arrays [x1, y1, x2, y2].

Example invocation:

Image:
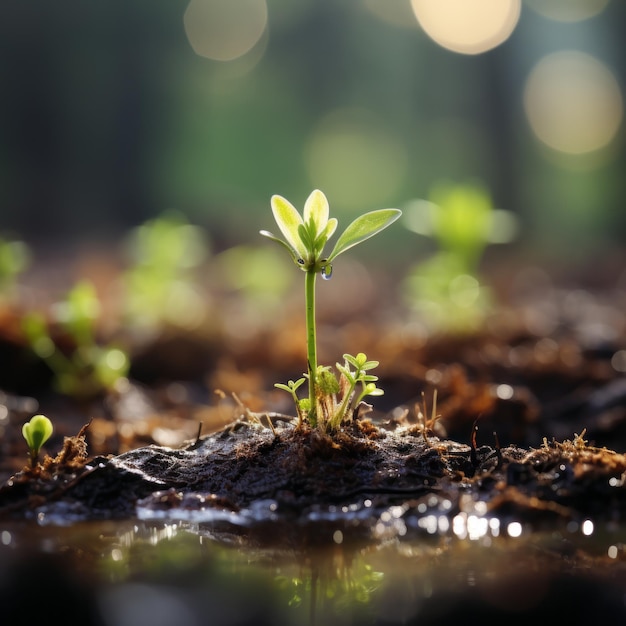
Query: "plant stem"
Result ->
[[305, 268, 317, 427]]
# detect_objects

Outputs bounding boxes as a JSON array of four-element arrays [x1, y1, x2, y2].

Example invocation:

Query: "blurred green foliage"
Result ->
[[22, 281, 129, 398], [0, 236, 30, 297], [403, 181, 517, 332], [121, 211, 209, 334], [0, 2, 624, 266]]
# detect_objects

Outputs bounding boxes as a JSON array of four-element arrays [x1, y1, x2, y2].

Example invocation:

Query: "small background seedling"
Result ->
[[402, 180, 517, 332], [262, 189, 400, 430], [120, 211, 209, 336], [21, 281, 129, 398]]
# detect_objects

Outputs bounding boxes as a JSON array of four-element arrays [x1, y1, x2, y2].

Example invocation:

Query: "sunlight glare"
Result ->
[[410, 0, 521, 54], [524, 51, 623, 155], [363, 0, 420, 29], [184, 0, 268, 61], [526, 0, 610, 23]]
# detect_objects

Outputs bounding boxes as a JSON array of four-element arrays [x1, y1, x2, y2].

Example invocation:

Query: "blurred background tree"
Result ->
[[0, 0, 624, 274]]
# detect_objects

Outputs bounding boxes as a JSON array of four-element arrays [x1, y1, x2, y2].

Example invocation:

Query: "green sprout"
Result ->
[[403, 181, 517, 332], [22, 414, 53, 468], [22, 281, 129, 398], [261, 189, 400, 429], [304, 352, 384, 432], [274, 378, 307, 426]]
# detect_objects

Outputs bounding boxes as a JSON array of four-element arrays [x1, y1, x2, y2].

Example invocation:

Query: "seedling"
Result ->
[[22, 414, 53, 468], [261, 189, 400, 429], [325, 352, 384, 431], [121, 211, 209, 333], [403, 181, 517, 332], [22, 281, 129, 398]]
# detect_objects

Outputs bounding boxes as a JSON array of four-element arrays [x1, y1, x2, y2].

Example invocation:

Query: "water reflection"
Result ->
[[1, 517, 626, 625]]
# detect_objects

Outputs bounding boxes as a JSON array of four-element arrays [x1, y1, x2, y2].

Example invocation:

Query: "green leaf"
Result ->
[[328, 209, 402, 262], [22, 414, 53, 454], [270, 195, 307, 259], [336, 362, 356, 384], [364, 384, 384, 397], [361, 374, 379, 383], [275, 378, 306, 393], [320, 217, 338, 243], [303, 189, 329, 237], [297, 223, 315, 252], [259, 230, 301, 263]]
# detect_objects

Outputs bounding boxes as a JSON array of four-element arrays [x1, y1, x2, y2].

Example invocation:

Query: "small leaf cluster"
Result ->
[[329, 352, 384, 430], [274, 377, 307, 425], [261, 189, 401, 274], [276, 352, 383, 432]]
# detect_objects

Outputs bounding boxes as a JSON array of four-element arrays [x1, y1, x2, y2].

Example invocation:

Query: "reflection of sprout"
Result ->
[[22, 414, 53, 468], [122, 212, 209, 334], [275, 552, 384, 621], [403, 181, 517, 332], [22, 281, 129, 398], [261, 189, 401, 429]]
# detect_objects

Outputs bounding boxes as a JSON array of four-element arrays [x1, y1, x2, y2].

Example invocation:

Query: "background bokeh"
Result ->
[[1, 0, 625, 273]]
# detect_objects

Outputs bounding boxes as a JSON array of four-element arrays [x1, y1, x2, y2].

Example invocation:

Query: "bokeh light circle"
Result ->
[[410, 0, 521, 54], [184, 0, 268, 62], [524, 51, 623, 155], [305, 109, 407, 211], [525, 0, 610, 23]]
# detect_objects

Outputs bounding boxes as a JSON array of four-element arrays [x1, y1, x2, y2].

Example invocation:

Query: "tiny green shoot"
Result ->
[[22, 414, 53, 468], [274, 378, 307, 426], [261, 189, 400, 429]]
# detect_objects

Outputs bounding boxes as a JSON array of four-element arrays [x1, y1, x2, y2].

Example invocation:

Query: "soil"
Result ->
[[1, 272, 625, 538]]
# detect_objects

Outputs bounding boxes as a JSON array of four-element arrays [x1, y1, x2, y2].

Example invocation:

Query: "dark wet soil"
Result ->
[[2, 405, 626, 539], [1, 256, 626, 540]]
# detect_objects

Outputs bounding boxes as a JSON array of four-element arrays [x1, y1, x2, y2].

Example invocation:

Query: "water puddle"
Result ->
[[2, 508, 626, 626]]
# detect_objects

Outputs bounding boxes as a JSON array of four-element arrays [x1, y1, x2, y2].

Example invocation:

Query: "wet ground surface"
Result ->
[[1, 258, 626, 624]]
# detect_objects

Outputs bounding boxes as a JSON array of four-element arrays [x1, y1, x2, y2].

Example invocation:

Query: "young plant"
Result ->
[[261, 189, 400, 429], [22, 281, 129, 398], [22, 414, 53, 468], [403, 181, 517, 332], [326, 352, 384, 431], [121, 211, 209, 334]]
